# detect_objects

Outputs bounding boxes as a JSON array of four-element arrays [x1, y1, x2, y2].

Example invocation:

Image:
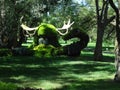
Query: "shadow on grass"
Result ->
[[57, 79, 120, 90], [81, 52, 114, 63], [0, 52, 118, 89]]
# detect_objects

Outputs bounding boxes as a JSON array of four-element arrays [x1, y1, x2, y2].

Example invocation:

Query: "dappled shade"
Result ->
[[0, 52, 116, 90]]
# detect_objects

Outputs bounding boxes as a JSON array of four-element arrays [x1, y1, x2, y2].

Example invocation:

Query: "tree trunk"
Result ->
[[94, 23, 105, 60], [94, 0, 114, 60], [109, 0, 120, 81], [0, 0, 21, 48], [0, 0, 7, 47], [94, 0, 106, 60]]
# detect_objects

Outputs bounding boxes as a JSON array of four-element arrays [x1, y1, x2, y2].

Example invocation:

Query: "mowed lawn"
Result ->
[[0, 43, 120, 90]]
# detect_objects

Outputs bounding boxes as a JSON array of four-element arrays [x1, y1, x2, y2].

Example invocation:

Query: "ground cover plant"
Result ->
[[0, 43, 120, 90]]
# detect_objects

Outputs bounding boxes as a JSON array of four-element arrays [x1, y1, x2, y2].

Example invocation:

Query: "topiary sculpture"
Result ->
[[20, 17, 74, 47], [35, 23, 60, 47], [63, 28, 89, 56], [20, 17, 89, 57]]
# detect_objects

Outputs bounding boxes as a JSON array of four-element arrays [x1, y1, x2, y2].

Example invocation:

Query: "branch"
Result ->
[[109, 0, 120, 43], [95, 0, 100, 20], [100, 0, 107, 20], [106, 15, 115, 26], [103, 0, 109, 20], [106, 26, 115, 39]]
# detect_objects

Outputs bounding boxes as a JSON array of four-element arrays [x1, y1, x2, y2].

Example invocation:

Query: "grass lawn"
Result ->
[[0, 43, 119, 90]]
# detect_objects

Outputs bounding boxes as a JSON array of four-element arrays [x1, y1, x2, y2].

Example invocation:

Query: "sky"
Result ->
[[73, 0, 85, 4]]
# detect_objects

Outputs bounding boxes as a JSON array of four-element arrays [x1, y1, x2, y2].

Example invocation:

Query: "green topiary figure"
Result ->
[[21, 19, 74, 47], [34, 23, 61, 47], [33, 44, 56, 57], [62, 28, 89, 56]]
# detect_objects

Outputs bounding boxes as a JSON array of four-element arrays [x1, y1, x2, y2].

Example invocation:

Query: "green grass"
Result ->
[[0, 81, 17, 90], [0, 55, 117, 90], [0, 42, 119, 90]]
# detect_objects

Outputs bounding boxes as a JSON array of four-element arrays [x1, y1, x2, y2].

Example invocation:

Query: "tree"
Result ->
[[94, 0, 115, 60], [109, 0, 120, 81], [0, 0, 35, 48], [0, 0, 20, 48], [0, 0, 94, 49], [0, 0, 7, 47]]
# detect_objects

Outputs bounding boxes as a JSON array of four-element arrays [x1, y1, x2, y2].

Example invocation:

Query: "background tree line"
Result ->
[[0, 0, 119, 60]]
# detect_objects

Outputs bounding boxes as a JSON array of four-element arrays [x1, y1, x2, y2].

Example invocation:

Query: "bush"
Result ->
[[33, 44, 56, 57], [0, 48, 12, 56]]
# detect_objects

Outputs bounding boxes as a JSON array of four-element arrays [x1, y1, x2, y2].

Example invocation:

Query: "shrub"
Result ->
[[33, 44, 56, 57]]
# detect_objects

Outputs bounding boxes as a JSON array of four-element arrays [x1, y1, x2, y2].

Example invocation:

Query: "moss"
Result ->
[[33, 44, 56, 57], [37, 23, 57, 39], [35, 23, 60, 47]]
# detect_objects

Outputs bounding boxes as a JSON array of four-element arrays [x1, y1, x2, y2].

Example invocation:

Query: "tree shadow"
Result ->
[[0, 54, 116, 89], [57, 79, 120, 90]]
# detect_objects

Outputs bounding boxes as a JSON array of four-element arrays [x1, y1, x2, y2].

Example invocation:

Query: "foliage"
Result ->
[[0, 0, 116, 48], [33, 44, 56, 57], [0, 0, 33, 48], [94, 0, 116, 60], [0, 48, 12, 56]]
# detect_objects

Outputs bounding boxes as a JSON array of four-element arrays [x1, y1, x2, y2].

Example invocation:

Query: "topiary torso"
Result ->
[[35, 23, 60, 47]]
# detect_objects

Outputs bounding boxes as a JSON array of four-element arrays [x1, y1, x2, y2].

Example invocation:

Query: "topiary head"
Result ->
[[37, 23, 58, 39], [36, 23, 61, 47]]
